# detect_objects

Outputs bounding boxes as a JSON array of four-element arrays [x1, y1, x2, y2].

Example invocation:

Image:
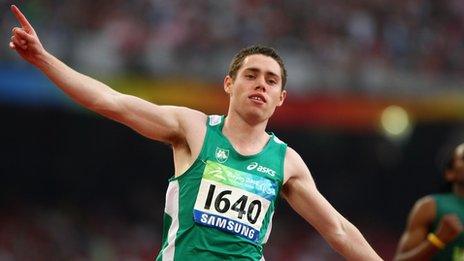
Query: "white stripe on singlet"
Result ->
[[161, 181, 180, 261]]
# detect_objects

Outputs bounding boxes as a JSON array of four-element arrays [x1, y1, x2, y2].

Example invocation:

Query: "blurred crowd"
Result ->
[[1, 0, 464, 93], [0, 205, 159, 260]]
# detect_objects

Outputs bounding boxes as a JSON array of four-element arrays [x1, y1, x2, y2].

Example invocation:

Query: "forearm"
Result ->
[[36, 51, 120, 111], [394, 242, 440, 261]]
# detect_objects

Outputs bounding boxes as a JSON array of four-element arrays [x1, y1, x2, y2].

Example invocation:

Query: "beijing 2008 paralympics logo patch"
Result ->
[[215, 147, 229, 163]]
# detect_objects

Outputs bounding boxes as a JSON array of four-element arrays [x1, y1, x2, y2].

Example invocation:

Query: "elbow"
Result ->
[[324, 220, 351, 252], [327, 228, 350, 253], [315, 215, 382, 260], [325, 220, 376, 260], [88, 92, 122, 117]]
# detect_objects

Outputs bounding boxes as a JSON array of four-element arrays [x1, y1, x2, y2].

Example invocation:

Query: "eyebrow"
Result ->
[[243, 67, 280, 79]]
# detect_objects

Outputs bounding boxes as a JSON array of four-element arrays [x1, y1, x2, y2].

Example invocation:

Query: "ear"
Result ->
[[277, 90, 287, 107], [224, 75, 233, 95]]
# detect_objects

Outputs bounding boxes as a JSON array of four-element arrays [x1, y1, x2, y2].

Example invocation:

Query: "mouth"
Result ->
[[248, 93, 267, 104]]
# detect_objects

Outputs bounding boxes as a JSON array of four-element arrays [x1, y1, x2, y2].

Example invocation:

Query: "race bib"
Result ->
[[193, 161, 277, 242]]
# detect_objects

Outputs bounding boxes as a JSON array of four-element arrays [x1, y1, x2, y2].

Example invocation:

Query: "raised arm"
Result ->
[[281, 147, 382, 260], [8, 5, 205, 144]]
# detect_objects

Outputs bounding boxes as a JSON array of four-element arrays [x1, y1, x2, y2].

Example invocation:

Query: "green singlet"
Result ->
[[430, 193, 464, 261], [156, 115, 287, 261]]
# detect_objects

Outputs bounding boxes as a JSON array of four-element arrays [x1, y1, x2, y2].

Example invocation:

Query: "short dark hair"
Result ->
[[228, 45, 287, 90]]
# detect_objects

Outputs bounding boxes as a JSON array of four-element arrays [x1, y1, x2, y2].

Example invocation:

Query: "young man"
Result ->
[[395, 144, 464, 260], [9, 5, 381, 260]]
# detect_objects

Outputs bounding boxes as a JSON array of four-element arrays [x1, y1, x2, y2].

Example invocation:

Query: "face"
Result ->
[[224, 54, 287, 123], [445, 144, 464, 185]]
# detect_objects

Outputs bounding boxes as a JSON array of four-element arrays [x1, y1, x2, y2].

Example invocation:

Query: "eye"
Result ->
[[245, 74, 255, 80], [267, 79, 277, 85]]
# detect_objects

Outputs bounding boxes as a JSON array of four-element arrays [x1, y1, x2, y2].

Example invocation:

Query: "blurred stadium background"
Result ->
[[1, 0, 464, 260]]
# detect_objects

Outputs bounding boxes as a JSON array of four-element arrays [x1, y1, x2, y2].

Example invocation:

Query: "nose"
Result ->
[[254, 76, 267, 92]]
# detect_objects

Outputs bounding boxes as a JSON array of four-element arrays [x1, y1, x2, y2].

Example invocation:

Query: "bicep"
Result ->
[[283, 175, 346, 239], [100, 93, 205, 143], [282, 150, 344, 237]]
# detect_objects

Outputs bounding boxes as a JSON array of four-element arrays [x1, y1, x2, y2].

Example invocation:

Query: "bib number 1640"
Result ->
[[204, 184, 262, 224]]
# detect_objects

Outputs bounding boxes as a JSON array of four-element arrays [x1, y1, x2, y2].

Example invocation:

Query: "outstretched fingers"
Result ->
[[11, 5, 34, 33]]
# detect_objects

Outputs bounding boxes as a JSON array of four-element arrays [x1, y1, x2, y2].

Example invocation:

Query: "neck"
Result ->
[[222, 112, 270, 155]]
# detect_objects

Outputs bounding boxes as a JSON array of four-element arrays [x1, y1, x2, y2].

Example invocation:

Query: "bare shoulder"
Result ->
[[414, 195, 435, 208], [174, 106, 208, 130], [170, 108, 209, 176], [283, 146, 311, 184], [407, 195, 436, 227], [411, 196, 435, 215], [172, 106, 208, 145]]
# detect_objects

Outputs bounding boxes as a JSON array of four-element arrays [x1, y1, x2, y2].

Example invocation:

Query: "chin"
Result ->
[[242, 109, 272, 123]]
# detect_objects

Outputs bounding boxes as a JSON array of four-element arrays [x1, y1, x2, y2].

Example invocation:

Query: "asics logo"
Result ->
[[246, 162, 259, 170], [246, 162, 276, 177]]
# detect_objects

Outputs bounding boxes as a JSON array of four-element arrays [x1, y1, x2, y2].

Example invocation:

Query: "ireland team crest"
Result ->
[[215, 147, 229, 163]]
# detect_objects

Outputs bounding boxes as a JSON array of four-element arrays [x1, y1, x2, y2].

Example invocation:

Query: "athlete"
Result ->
[[395, 143, 464, 260], [9, 5, 381, 260]]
